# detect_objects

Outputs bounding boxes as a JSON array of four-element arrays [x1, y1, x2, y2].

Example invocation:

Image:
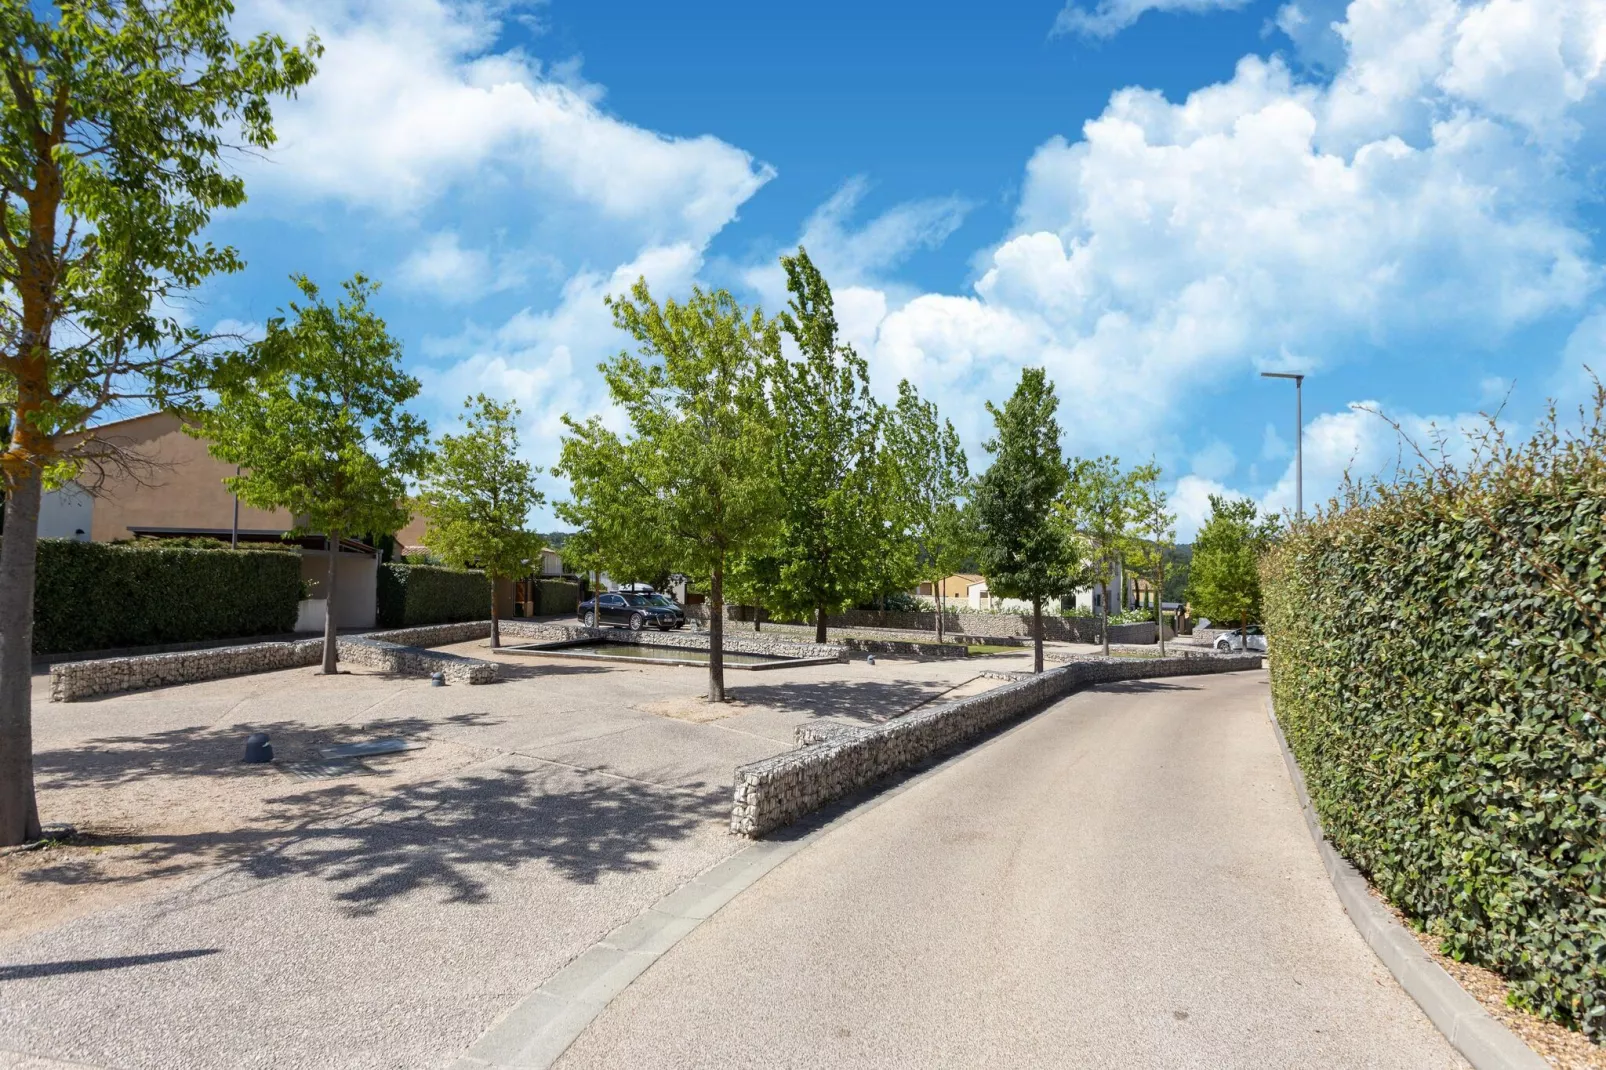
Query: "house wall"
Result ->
[[55, 411, 288, 542], [38, 482, 94, 540], [299, 549, 379, 628]]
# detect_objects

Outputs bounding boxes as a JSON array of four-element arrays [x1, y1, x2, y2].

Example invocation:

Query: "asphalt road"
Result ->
[[557, 669, 1467, 1069]]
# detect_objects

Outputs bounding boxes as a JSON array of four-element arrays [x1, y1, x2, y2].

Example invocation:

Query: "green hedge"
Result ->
[[1262, 429, 1605, 1034], [34, 540, 302, 655], [376, 563, 490, 627], [536, 578, 578, 616]]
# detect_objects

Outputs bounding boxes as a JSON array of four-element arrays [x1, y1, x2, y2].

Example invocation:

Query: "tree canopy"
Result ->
[[1063, 454, 1153, 655], [765, 247, 882, 642], [198, 274, 429, 672], [1188, 493, 1277, 629], [0, 0, 319, 846], [973, 367, 1081, 672], [560, 278, 779, 701], [883, 378, 972, 640], [416, 395, 545, 647]]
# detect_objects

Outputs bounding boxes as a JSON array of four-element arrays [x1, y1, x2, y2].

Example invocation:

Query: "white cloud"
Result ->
[[838, 0, 1602, 468], [398, 232, 529, 302], [1553, 309, 1606, 408], [1052, 0, 1248, 39], [1191, 440, 1237, 480], [236, 0, 772, 242], [419, 243, 704, 515], [741, 178, 970, 314]]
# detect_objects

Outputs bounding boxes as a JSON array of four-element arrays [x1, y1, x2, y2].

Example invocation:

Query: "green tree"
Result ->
[[1063, 455, 1149, 656], [1188, 493, 1275, 636], [563, 280, 778, 702], [416, 395, 545, 649], [883, 379, 972, 642], [198, 275, 429, 675], [0, 2, 317, 846], [553, 415, 673, 619], [767, 247, 881, 643], [1126, 463, 1175, 654], [973, 368, 1081, 673]]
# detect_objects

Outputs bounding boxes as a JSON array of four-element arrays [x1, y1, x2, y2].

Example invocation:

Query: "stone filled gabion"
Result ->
[[50, 621, 507, 702], [498, 620, 843, 661], [729, 653, 1264, 838]]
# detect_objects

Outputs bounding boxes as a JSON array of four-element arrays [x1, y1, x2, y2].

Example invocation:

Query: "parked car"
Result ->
[[577, 592, 685, 631], [642, 593, 687, 628], [1214, 626, 1268, 653]]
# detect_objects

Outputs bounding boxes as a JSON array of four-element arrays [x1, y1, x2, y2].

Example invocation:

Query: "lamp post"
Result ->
[[1260, 371, 1304, 520]]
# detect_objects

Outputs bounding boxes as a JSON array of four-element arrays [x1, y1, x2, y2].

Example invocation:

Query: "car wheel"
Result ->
[[586, 611, 597, 627], [1215, 639, 1230, 652], [629, 612, 645, 632]]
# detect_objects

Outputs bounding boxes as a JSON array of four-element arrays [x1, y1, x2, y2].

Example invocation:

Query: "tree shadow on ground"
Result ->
[[724, 677, 954, 722], [32, 711, 504, 788], [481, 660, 619, 682], [0, 949, 220, 980], [1091, 679, 1207, 695], [20, 754, 725, 916]]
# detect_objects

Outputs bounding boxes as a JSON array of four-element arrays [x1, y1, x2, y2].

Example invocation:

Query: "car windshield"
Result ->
[[623, 595, 653, 607], [647, 595, 674, 607]]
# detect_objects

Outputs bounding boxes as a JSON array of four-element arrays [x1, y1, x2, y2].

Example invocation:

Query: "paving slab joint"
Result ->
[[1265, 697, 1550, 1070]]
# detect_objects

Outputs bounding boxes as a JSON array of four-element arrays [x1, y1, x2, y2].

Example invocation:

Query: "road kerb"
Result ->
[[1265, 698, 1549, 1070]]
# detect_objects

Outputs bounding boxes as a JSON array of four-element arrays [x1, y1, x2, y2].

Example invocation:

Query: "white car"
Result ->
[[1214, 626, 1268, 653]]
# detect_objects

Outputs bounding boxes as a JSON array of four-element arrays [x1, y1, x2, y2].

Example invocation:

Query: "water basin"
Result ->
[[503, 638, 836, 670]]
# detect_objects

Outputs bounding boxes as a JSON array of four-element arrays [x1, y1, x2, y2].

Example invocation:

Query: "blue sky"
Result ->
[[203, 0, 1606, 536]]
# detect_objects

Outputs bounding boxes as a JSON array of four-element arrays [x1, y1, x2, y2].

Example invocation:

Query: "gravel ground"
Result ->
[[2, 645, 1020, 1069], [1370, 891, 1605, 1069]]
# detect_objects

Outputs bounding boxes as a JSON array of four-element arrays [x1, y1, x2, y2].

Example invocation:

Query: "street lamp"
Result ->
[[1260, 371, 1304, 520]]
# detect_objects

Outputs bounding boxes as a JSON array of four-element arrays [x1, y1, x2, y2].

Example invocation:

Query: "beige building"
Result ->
[[41, 411, 380, 629]]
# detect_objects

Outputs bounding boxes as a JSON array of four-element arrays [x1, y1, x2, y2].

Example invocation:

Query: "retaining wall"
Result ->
[[695, 608, 1167, 645], [501, 620, 842, 661], [50, 620, 509, 702], [729, 653, 1263, 837]]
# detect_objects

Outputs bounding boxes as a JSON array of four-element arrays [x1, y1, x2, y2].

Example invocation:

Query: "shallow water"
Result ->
[[518, 641, 793, 667]]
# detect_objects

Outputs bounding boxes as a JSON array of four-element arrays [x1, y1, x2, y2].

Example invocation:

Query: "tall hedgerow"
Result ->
[[1262, 388, 1606, 1035]]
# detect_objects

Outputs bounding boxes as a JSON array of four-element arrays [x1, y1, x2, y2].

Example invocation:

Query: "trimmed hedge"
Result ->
[[536, 578, 578, 617], [1262, 418, 1606, 1034], [33, 540, 302, 655], [376, 563, 490, 628]]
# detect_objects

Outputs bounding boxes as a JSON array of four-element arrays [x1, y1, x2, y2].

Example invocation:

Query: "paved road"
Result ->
[[557, 670, 1467, 1069]]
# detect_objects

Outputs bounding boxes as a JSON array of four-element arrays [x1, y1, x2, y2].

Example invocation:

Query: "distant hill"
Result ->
[[536, 531, 572, 549]]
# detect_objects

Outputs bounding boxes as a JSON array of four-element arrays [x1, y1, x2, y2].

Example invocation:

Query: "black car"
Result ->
[[577, 592, 685, 631]]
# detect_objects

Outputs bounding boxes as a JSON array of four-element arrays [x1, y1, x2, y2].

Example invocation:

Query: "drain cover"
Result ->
[[281, 758, 373, 781], [318, 738, 424, 760]]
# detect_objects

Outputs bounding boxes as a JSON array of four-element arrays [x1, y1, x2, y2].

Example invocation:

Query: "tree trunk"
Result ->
[[321, 532, 340, 674], [754, 599, 762, 634], [815, 601, 827, 644], [1156, 557, 1166, 656], [0, 468, 43, 845], [708, 562, 726, 702], [592, 570, 600, 627], [935, 581, 944, 644], [1101, 568, 1112, 658], [1032, 595, 1044, 674], [490, 577, 501, 649]]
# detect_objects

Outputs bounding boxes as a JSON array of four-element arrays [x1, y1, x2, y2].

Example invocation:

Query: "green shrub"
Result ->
[[376, 562, 490, 627], [536, 578, 578, 616], [1262, 403, 1606, 1035], [34, 540, 302, 654]]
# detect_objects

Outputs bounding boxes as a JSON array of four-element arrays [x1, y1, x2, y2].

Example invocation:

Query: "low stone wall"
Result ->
[[729, 653, 1263, 837], [50, 621, 509, 702], [337, 634, 498, 684], [502, 620, 843, 661], [837, 637, 970, 659], [50, 639, 323, 702]]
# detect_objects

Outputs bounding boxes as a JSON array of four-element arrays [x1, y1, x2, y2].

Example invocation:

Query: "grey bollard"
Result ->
[[430, 672, 446, 687], [243, 732, 273, 763]]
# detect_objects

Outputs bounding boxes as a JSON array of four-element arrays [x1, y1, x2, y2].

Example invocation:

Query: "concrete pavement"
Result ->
[[556, 670, 1467, 1069], [1, 649, 1017, 1069]]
